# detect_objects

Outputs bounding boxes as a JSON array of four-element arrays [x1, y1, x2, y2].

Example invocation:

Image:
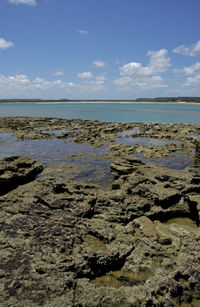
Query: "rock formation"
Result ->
[[0, 117, 200, 306]]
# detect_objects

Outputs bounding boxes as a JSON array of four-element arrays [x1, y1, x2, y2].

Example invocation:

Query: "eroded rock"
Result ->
[[0, 155, 43, 196], [0, 118, 200, 306]]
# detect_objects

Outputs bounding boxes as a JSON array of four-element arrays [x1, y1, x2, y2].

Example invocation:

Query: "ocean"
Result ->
[[0, 102, 200, 123]]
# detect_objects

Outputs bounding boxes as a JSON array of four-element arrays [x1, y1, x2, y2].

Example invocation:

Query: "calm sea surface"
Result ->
[[0, 102, 199, 187], [0, 102, 200, 123]]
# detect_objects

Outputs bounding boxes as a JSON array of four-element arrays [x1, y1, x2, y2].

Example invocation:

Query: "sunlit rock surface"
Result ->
[[0, 117, 200, 306]]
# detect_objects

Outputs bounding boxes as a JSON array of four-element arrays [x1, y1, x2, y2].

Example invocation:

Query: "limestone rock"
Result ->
[[0, 117, 200, 306], [0, 155, 43, 195]]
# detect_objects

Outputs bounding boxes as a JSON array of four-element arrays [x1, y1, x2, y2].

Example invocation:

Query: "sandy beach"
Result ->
[[36, 100, 200, 105]]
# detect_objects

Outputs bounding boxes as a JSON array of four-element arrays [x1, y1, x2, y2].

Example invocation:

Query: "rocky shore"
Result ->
[[0, 117, 200, 306]]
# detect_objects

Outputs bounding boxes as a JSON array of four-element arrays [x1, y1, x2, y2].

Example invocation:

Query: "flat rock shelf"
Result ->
[[0, 117, 200, 307]]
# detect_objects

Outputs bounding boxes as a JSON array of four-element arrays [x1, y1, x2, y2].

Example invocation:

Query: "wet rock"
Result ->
[[195, 140, 200, 158], [110, 156, 144, 178], [0, 155, 43, 195], [0, 118, 200, 306]]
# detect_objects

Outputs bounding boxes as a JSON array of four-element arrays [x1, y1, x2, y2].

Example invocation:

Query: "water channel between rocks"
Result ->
[[0, 131, 197, 188]]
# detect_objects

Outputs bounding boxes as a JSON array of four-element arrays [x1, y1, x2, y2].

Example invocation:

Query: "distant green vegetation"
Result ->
[[0, 97, 200, 103], [135, 97, 200, 103], [0, 99, 70, 103]]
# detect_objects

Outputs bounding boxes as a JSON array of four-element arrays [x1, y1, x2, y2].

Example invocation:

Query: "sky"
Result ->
[[1, 0, 200, 100]]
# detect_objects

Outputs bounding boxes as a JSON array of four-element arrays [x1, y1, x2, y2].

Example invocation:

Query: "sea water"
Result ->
[[0, 103, 199, 187], [0, 102, 200, 123]]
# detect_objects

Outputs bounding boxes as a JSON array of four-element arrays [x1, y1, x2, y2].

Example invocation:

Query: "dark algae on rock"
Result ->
[[0, 117, 200, 306]]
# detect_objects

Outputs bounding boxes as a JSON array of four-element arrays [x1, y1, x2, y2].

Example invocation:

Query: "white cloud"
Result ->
[[147, 49, 171, 73], [52, 71, 64, 76], [78, 30, 88, 35], [114, 49, 170, 91], [75, 72, 106, 91], [173, 40, 200, 56], [77, 72, 93, 79], [3, 74, 30, 87], [67, 82, 75, 87], [0, 74, 74, 96], [9, 0, 37, 5], [96, 75, 106, 81], [0, 73, 108, 99], [0, 37, 14, 50], [0, 72, 107, 99], [113, 75, 167, 91], [113, 77, 133, 90], [77, 77, 106, 92], [93, 60, 105, 67], [184, 74, 200, 86], [0, 74, 31, 95], [32, 77, 72, 89], [173, 45, 189, 56], [174, 62, 200, 75], [120, 49, 170, 77], [173, 61, 200, 87], [32, 77, 51, 89]]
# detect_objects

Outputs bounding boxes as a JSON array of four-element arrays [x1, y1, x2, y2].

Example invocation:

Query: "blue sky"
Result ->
[[1, 0, 200, 99]]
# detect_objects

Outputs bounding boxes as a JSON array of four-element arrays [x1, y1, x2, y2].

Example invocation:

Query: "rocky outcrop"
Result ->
[[0, 117, 200, 156], [110, 156, 144, 178], [0, 156, 43, 196], [0, 154, 200, 306], [0, 117, 200, 306], [195, 140, 200, 158]]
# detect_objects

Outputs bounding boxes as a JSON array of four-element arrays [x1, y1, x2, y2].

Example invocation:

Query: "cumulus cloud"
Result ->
[[173, 45, 190, 56], [78, 30, 88, 35], [0, 38, 14, 50], [0, 72, 107, 98], [0, 72, 108, 100], [120, 49, 170, 77], [93, 60, 105, 67], [113, 77, 133, 90], [75, 73, 106, 92], [77, 76, 106, 92], [114, 49, 170, 91], [52, 71, 64, 76], [9, 0, 37, 5], [77, 72, 93, 79], [184, 74, 200, 86], [0, 74, 75, 97], [113, 75, 167, 91], [174, 62, 200, 75], [96, 75, 106, 81], [173, 40, 200, 57], [0, 74, 30, 90], [173, 61, 200, 87]]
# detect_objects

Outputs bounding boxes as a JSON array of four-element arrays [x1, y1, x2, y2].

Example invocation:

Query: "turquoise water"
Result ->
[[0, 102, 200, 123]]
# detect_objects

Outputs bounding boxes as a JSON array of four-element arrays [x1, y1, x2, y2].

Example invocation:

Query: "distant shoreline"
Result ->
[[1, 100, 200, 105], [36, 100, 200, 105]]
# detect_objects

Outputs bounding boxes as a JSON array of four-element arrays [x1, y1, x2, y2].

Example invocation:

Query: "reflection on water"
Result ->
[[0, 134, 106, 162], [41, 129, 79, 135], [192, 134, 200, 141], [134, 151, 193, 170], [0, 132, 197, 187], [0, 132, 14, 140], [0, 133, 113, 188], [117, 127, 140, 137], [115, 136, 180, 147]]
